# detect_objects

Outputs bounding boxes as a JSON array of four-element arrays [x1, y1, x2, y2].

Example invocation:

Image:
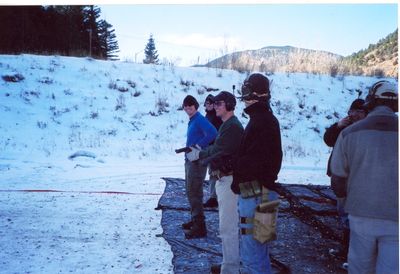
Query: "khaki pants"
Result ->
[[215, 175, 240, 274]]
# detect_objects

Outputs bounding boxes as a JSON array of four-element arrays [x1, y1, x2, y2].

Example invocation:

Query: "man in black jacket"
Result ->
[[324, 98, 367, 175], [323, 98, 367, 267], [204, 94, 223, 208], [232, 73, 282, 274]]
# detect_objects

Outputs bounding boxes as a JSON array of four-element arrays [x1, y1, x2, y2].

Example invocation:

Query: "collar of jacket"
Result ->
[[368, 105, 396, 117], [206, 109, 216, 115], [189, 111, 200, 121], [244, 101, 269, 116]]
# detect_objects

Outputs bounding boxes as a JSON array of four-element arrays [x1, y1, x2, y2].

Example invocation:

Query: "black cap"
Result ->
[[205, 94, 215, 104], [246, 73, 270, 94], [214, 91, 236, 111], [349, 98, 365, 111], [183, 95, 199, 109]]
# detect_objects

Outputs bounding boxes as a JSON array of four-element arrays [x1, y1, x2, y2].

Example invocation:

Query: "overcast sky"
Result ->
[[99, 3, 398, 66]]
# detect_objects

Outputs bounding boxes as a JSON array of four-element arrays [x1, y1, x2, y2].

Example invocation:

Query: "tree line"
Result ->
[[0, 5, 119, 60]]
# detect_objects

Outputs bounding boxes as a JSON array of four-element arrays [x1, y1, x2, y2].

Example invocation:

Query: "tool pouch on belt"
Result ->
[[253, 199, 280, 244]]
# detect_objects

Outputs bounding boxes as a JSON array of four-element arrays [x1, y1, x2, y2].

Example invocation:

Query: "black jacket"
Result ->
[[323, 122, 342, 147], [232, 102, 282, 194], [323, 122, 343, 176], [205, 109, 223, 131]]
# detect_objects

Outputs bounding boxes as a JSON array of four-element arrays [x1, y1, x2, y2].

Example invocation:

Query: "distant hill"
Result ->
[[343, 29, 398, 77], [204, 46, 341, 75], [204, 30, 398, 78]]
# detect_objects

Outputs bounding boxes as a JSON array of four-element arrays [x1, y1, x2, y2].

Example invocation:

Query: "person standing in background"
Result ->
[[232, 73, 282, 274], [204, 94, 223, 208], [330, 80, 398, 274], [186, 91, 244, 274], [323, 98, 367, 269], [181, 95, 217, 239]]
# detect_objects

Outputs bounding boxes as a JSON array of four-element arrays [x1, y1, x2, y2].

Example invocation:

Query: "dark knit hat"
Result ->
[[183, 95, 199, 109], [205, 94, 215, 104], [247, 73, 270, 94], [349, 98, 365, 111]]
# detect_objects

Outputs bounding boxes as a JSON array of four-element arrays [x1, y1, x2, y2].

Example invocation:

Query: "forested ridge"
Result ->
[[0, 5, 119, 60]]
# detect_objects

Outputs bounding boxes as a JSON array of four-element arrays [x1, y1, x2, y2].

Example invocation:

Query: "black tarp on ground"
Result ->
[[156, 178, 348, 274]]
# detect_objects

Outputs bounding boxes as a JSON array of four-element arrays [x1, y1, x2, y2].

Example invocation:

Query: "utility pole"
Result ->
[[135, 49, 144, 63], [89, 29, 92, 57]]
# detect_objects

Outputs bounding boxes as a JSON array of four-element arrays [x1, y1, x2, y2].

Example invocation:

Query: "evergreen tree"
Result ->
[[0, 5, 119, 59], [98, 19, 119, 60], [143, 34, 159, 64], [83, 5, 102, 58]]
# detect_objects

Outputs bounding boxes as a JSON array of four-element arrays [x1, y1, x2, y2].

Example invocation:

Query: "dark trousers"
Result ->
[[185, 160, 207, 218]]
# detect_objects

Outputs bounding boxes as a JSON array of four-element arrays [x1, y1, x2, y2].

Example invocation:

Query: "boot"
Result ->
[[185, 215, 207, 239], [210, 264, 221, 274], [181, 220, 193, 230], [204, 197, 218, 208]]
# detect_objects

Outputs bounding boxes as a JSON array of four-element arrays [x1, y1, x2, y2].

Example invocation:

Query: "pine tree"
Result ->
[[83, 5, 102, 58], [98, 19, 119, 60], [143, 34, 159, 64]]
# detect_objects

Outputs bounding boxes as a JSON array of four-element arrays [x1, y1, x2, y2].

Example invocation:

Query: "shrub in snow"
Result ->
[[90, 111, 99, 119], [118, 86, 129, 92], [154, 95, 169, 115], [126, 80, 136, 88], [333, 111, 340, 119], [203, 86, 219, 92], [311, 126, 321, 134], [373, 68, 385, 78], [329, 64, 339, 78], [108, 79, 117, 90], [68, 150, 96, 160], [37, 121, 47, 129], [64, 89, 73, 96], [38, 77, 53, 84], [180, 78, 193, 87], [2, 73, 25, 82], [132, 91, 141, 97], [197, 87, 206, 95], [115, 94, 126, 111]]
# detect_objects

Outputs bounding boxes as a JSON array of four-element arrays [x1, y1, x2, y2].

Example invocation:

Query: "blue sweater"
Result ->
[[186, 112, 217, 149]]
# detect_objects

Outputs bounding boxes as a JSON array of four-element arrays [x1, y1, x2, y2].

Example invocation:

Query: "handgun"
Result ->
[[175, 147, 192, 154]]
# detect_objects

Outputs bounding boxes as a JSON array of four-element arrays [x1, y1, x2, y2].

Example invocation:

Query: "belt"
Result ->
[[239, 180, 269, 201]]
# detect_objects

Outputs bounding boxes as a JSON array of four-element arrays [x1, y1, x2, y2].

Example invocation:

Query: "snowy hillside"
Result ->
[[0, 54, 390, 184], [0, 54, 393, 273]]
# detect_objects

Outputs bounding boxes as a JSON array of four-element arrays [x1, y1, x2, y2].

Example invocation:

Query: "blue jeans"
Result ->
[[238, 190, 278, 274], [348, 215, 399, 274], [337, 197, 349, 229]]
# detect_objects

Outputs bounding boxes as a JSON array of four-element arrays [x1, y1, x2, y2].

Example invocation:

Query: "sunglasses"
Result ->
[[214, 101, 225, 107]]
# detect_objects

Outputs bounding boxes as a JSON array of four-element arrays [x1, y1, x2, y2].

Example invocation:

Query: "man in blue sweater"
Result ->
[[182, 95, 217, 239]]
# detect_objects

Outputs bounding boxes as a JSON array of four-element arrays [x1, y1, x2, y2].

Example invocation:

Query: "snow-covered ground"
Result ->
[[0, 54, 392, 273]]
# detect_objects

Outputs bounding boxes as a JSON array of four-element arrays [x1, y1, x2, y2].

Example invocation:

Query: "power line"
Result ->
[[117, 33, 220, 51]]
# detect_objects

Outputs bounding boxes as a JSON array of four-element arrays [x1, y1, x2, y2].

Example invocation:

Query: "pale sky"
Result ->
[[99, 3, 398, 66]]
